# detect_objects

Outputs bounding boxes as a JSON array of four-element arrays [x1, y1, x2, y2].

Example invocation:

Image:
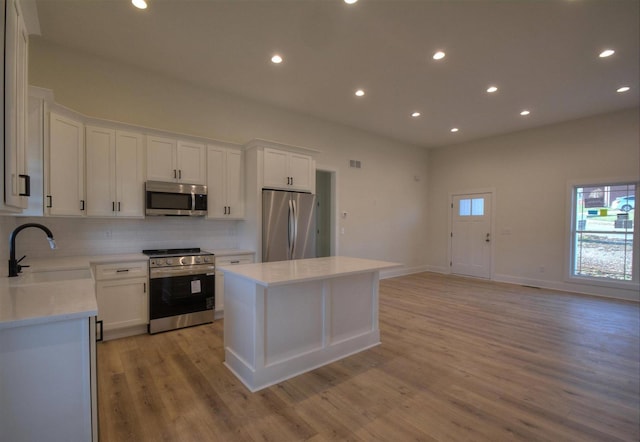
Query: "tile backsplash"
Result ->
[[1, 216, 240, 263]]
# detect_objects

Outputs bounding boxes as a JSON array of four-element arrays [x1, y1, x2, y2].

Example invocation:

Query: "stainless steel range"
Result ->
[[143, 248, 215, 334]]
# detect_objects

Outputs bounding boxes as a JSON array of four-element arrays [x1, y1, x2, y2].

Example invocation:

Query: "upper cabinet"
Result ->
[[46, 111, 85, 216], [3, 0, 29, 210], [146, 136, 205, 185], [207, 144, 244, 219], [86, 126, 145, 218], [263, 148, 314, 192]]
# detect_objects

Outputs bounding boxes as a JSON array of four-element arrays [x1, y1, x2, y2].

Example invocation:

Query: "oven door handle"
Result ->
[[149, 266, 216, 279]]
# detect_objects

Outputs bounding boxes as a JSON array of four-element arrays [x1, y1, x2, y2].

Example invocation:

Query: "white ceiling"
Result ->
[[33, 0, 639, 148]]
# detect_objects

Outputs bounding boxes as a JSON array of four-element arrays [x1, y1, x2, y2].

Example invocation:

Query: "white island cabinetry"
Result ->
[[221, 256, 400, 392], [214, 251, 254, 317]]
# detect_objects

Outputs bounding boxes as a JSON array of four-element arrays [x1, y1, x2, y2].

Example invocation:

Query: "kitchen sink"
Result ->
[[13, 268, 93, 285]]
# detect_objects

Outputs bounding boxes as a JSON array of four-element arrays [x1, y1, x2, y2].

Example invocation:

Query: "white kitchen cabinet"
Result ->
[[46, 111, 85, 216], [94, 261, 149, 340], [86, 126, 145, 217], [146, 135, 206, 184], [215, 252, 254, 316], [0, 316, 97, 441], [3, 0, 29, 210], [207, 144, 244, 219], [263, 147, 314, 192]]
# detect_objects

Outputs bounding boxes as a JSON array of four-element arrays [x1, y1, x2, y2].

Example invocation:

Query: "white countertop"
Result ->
[[0, 249, 254, 331], [0, 272, 97, 331], [0, 253, 147, 331], [219, 256, 402, 287]]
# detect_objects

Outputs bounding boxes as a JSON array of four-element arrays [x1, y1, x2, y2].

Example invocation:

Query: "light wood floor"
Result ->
[[98, 272, 640, 441]]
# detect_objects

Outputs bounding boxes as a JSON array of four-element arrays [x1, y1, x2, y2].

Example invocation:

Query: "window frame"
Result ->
[[567, 178, 639, 289]]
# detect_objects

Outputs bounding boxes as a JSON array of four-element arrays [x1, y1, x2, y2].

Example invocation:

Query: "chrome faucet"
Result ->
[[8, 223, 57, 277]]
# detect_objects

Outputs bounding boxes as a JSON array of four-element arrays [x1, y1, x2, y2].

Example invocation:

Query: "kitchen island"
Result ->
[[219, 256, 400, 392]]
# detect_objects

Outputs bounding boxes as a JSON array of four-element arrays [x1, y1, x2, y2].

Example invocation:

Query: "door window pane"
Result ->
[[471, 198, 484, 216], [459, 199, 471, 216]]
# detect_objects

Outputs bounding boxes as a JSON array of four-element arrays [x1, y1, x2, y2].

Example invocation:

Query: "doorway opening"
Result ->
[[316, 169, 336, 257]]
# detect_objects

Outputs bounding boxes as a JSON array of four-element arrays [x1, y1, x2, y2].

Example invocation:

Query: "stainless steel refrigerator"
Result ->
[[262, 189, 317, 262]]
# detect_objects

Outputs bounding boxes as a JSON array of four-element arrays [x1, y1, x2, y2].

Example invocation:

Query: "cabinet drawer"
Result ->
[[94, 261, 148, 280], [215, 254, 254, 266]]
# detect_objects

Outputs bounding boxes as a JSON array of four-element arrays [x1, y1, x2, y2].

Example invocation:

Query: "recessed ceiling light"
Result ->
[[355, 89, 365, 97], [411, 112, 421, 118], [450, 127, 459, 133], [344, 0, 358, 4], [520, 110, 531, 116], [433, 51, 446, 60], [132, 0, 147, 9], [271, 54, 283, 64], [617, 86, 631, 93], [599, 49, 615, 58], [486, 86, 498, 93]]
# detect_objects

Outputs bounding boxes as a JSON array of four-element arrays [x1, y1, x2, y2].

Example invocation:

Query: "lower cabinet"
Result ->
[[94, 261, 148, 340], [215, 253, 254, 317], [0, 317, 97, 441]]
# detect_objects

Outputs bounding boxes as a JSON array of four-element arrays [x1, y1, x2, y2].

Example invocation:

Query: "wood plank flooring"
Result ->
[[98, 272, 640, 441]]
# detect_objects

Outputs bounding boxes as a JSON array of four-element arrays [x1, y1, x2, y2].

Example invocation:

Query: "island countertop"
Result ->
[[218, 256, 401, 287]]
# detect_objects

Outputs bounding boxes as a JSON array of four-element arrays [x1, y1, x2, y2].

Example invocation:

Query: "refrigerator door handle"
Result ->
[[292, 200, 298, 258], [288, 199, 295, 259]]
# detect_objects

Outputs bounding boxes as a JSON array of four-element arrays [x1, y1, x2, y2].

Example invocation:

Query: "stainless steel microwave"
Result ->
[[145, 181, 208, 216]]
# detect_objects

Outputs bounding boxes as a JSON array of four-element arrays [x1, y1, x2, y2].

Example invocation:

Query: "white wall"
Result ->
[[8, 38, 430, 273], [427, 108, 640, 300]]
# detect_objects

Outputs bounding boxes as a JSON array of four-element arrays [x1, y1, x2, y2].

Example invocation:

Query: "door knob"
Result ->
[[486, 233, 491, 242]]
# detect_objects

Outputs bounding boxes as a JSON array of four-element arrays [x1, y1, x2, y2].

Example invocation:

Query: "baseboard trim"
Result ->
[[492, 273, 639, 303]]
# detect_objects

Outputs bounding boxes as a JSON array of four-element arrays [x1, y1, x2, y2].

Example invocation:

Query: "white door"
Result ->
[[115, 130, 145, 217], [146, 135, 176, 182], [85, 126, 116, 217], [451, 193, 492, 278], [176, 140, 206, 184]]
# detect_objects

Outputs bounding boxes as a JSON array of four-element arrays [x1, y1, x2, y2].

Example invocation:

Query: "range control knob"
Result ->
[[166, 258, 173, 265], [195, 256, 202, 263], [204, 256, 212, 263], [155, 259, 164, 266]]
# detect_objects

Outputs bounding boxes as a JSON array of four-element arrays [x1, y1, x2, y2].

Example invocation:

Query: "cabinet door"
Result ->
[[206, 146, 226, 218], [289, 153, 313, 192], [263, 148, 289, 189], [96, 277, 148, 330], [48, 112, 85, 216], [215, 254, 254, 313], [115, 131, 145, 217], [225, 149, 244, 218], [146, 135, 176, 182], [4, 0, 29, 209], [177, 140, 206, 184], [215, 269, 225, 312], [85, 126, 116, 217]]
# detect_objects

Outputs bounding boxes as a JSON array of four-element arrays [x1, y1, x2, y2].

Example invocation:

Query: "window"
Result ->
[[458, 198, 484, 216], [571, 182, 638, 283]]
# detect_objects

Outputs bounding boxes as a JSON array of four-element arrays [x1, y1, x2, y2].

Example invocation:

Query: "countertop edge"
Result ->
[[220, 257, 402, 287]]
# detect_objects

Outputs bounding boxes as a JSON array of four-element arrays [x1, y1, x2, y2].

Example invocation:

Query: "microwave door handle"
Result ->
[[191, 193, 196, 212]]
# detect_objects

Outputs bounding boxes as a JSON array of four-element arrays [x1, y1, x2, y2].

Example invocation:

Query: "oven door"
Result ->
[[149, 267, 215, 320]]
